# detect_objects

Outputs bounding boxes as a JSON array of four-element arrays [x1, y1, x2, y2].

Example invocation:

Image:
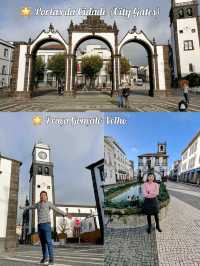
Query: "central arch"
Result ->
[[118, 27, 157, 97], [67, 16, 119, 94], [72, 35, 114, 92]]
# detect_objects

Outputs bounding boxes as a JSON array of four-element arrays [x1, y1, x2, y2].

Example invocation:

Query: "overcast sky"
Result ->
[[0, 112, 103, 209], [1, 1, 199, 65]]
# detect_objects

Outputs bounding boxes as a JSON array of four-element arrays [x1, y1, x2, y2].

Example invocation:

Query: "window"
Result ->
[[47, 185, 51, 189], [178, 9, 184, 18], [90, 209, 93, 214], [179, 30, 183, 34], [191, 29, 196, 33], [4, 49, 8, 57], [44, 167, 49, 175], [2, 65, 7, 75], [65, 208, 68, 213], [184, 40, 194, 51], [38, 166, 42, 175], [37, 185, 41, 188], [186, 8, 193, 17], [78, 209, 80, 213], [189, 64, 194, 72]]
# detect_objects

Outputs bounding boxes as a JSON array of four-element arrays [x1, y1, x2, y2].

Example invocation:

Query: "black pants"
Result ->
[[147, 213, 160, 228]]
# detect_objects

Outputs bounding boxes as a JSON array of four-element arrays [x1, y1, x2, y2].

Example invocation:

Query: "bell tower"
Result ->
[[170, 0, 200, 79], [29, 142, 55, 234], [157, 143, 167, 154]]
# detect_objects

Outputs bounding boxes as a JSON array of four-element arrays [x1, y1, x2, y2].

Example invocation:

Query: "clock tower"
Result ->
[[170, 0, 200, 79], [29, 142, 56, 234]]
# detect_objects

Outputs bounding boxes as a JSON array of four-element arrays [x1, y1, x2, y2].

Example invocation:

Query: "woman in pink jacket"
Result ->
[[143, 173, 162, 234]]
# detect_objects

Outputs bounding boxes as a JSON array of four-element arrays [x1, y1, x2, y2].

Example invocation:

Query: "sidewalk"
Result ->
[[156, 196, 200, 265]]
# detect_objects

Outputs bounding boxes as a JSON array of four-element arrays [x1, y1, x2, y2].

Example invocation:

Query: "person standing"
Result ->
[[143, 173, 162, 234], [183, 81, 190, 104], [117, 87, 123, 108], [122, 83, 130, 109], [20, 191, 68, 265]]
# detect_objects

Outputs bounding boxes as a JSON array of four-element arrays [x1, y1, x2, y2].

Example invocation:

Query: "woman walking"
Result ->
[[143, 173, 162, 234]]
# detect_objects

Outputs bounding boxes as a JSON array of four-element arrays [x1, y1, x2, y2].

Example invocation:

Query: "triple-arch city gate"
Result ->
[[10, 16, 171, 97]]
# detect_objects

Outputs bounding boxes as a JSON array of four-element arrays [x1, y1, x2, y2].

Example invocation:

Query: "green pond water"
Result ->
[[112, 184, 144, 203]]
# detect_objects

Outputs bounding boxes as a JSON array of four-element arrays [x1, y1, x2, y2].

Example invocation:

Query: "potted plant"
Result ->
[[57, 219, 68, 246]]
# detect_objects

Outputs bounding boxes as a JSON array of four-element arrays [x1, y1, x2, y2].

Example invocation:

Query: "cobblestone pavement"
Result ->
[[105, 227, 159, 266], [0, 245, 103, 266], [1, 91, 200, 112], [104, 181, 200, 266], [156, 182, 200, 266]]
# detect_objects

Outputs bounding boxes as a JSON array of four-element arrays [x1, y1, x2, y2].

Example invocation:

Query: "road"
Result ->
[[0, 245, 103, 266]]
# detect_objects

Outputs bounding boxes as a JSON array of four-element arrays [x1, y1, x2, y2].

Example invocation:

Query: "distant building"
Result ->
[[104, 136, 134, 185], [0, 153, 22, 252], [55, 204, 98, 238], [0, 39, 14, 88], [138, 143, 168, 181], [170, 160, 181, 182], [179, 131, 200, 185]]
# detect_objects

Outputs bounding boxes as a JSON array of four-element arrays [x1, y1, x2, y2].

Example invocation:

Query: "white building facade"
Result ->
[[138, 143, 168, 181], [104, 136, 134, 186], [170, 0, 200, 78], [0, 39, 14, 88], [180, 131, 200, 184], [55, 205, 98, 237]]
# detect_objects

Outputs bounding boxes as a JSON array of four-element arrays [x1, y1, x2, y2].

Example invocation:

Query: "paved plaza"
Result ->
[[1, 89, 200, 112], [105, 181, 200, 266], [0, 244, 103, 266]]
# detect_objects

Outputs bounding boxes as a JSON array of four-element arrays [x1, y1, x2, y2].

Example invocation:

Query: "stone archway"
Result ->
[[118, 27, 171, 96], [67, 16, 119, 94]]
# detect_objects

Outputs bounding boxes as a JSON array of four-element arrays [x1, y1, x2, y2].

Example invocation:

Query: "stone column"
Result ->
[[5, 161, 21, 252]]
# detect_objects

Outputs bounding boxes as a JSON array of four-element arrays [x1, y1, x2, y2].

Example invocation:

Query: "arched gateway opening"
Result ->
[[67, 16, 119, 94], [73, 37, 114, 92], [28, 25, 68, 97], [118, 27, 157, 97]]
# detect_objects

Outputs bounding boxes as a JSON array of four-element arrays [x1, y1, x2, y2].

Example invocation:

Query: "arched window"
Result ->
[[44, 167, 49, 175], [38, 166, 42, 175], [178, 9, 184, 18], [186, 8, 193, 17]]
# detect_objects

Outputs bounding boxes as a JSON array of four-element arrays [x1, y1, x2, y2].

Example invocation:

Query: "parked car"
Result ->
[[135, 79, 143, 86]]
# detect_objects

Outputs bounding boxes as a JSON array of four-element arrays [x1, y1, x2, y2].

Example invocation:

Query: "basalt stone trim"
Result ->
[[10, 44, 20, 94], [5, 161, 21, 252], [163, 46, 172, 92]]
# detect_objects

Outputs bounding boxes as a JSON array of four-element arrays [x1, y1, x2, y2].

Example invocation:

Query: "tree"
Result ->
[[81, 55, 103, 89], [107, 57, 131, 76], [34, 56, 45, 87], [47, 53, 66, 81], [120, 57, 131, 76]]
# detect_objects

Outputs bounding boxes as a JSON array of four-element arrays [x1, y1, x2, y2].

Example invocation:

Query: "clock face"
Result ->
[[38, 151, 47, 160]]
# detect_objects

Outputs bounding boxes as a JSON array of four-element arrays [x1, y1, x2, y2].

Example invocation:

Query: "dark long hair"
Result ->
[[147, 173, 156, 182]]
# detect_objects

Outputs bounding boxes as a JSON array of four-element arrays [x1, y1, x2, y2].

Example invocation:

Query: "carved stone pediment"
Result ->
[[69, 15, 118, 33]]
